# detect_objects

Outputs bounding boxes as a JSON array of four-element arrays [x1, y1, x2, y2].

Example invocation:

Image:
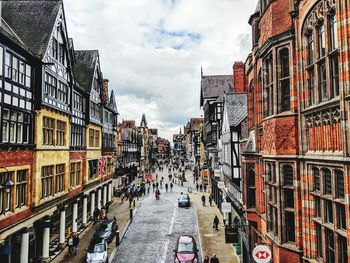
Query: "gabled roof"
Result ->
[[200, 74, 233, 107], [2, 0, 62, 58], [73, 50, 99, 92], [140, 114, 147, 128], [189, 118, 203, 132], [108, 90, 118, 114], [224, 93, 247, 127]]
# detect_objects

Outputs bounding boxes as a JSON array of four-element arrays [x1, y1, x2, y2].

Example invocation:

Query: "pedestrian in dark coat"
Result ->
[[210, 253, 219, 263], [203, 255, 210, 263], [199, 184, 203, 192], [170, 182, 173, 191], [73, 235, 80, 255], [201, 195, 206, 206], [209, 195, 213, 206], [67, 234, 74, 255], [213, 215, 220, 231], [196, 184, 199, 191], [204, 184, 207, 192]]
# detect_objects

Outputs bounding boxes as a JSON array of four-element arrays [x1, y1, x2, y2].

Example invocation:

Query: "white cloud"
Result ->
[[64, 0, 257, 140]]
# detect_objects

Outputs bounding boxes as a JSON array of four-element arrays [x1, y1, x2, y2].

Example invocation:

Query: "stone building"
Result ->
[[242, 0, 349, 262]]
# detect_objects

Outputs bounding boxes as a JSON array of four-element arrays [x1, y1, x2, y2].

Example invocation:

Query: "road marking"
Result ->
[[161, 203, 177, 263]]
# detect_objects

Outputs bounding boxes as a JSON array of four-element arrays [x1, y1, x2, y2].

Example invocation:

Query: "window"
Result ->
[[2, 108, 30, 144], [316, 223, 322, 258], [70, 163, 75, 188], [71, 124, 84, 147], [52, 38, 58, 59], [76, 162, 81, 186], [70, 162, 81, 188], [323, 169, 332, 195], [90, 102, 100, 120], [329, 14, 338, 50], [318, 61, 327, 101], [42, 165, 54, 198], [330, 54, 339, 97], [266, 162, 278, 236], [15, 170, 27, 208], [57, 81, 68, 103], [0, 172, 13, 214], [58, 43, 65, 65], [313, 167, 320, 191], [56, 120, 66, 146], [279, 49, 290, 112], [263, 54, 273, 117], [318, 24, 326, 58], [335, 170, 344, 198], [315, 196, 321, 217], [285, 211, 295, 242], [55, 164, 64, 193], [337, 204, 346, 230], [43, 117, 55, 145], [325, 200, 333, 224], [89, 160, 98, 180], [45, 73, 57, 97], [73, 92, 83, 111], [247, 169, 256, 208], [338, 236, 348, 263], [307, 33, 315, 65], [326, 229, 335, 263], [283, 165, 293, 186]]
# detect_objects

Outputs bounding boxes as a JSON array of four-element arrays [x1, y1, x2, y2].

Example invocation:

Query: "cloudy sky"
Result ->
[[64, 0, 257, 140]]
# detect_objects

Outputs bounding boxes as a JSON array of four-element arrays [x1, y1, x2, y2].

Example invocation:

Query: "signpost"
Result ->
[[252, 244, 272, 263], [221, 202, 231, 213]]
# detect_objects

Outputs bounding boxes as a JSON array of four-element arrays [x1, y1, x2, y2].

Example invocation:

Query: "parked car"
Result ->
[[94, 218, 118, 243], [178, 194, 191, 207], [86, 238, 108, 263], [173, 235, 199, 263]]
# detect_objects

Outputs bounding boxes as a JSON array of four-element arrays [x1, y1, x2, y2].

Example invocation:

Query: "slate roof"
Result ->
[[189, 118, 203, 132], [140, 114, 147, 127], [224, 93, 247, 127], [200, 75, 233, 106], [73, 50, 99, 93], [108, 90, 118, 114], [2, 0, 61, 59]]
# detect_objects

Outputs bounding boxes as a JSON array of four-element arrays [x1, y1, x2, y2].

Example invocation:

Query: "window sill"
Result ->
[[301, 97, 340, 114], [39, 192, 66, 205], [14, 205, 29, 214], [0, 211, 14, 220]]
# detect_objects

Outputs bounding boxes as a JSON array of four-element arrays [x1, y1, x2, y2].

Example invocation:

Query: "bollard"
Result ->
[[130, 208, 133, 220], [115, 230, 120, 246], [133, 200, 136, 208]]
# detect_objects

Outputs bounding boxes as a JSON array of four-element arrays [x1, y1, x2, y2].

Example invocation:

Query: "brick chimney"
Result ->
[[233, 61, 246, 93], [102, 79, 109, 106]]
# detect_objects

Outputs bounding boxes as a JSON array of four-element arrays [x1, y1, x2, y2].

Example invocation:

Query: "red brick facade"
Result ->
[[243, 0, 350, 262]]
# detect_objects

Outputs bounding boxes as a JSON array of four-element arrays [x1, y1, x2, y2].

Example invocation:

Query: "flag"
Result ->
[[99, 157, 106, 176]]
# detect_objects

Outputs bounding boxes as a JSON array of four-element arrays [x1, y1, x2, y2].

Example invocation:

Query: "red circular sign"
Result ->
[[252, 245, 272, 263]]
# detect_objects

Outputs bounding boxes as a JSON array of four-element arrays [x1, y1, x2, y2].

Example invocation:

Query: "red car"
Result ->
[[173, 235, 199, 263]]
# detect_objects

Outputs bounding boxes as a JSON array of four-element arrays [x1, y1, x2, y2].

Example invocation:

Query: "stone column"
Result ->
[[90, 191, 95, 218], [20, 228, 29, 263], [72, 201, 78, 233], [59, 207, 66, 247], [82, 195, 88, 226], [42, 218, 50, 261], [108, 183, 112, 202], [97, 188, 101, 210], [103, 185, 107, 206]]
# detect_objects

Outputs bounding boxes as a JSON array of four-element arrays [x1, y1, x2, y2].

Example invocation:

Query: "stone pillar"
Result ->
[[97, 188, 101, 210], [82, 195, 88, 226], [42, 218, 50, 261], [90, 191, 95, 218], [103, 185, 107, 206], [59, 207, 66, 247], [108, 183, 112, 202], [72, 201, 78, 233], [20, 229, 29, 263]]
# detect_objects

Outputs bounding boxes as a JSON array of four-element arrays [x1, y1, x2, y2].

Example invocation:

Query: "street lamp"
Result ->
[[1, 167, 14, 193]]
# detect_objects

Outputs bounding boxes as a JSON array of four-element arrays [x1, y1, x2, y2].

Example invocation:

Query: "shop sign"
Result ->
[[221, 202, 231, 213], [225, 226, 239, 243], [252, 244, 272, 263]]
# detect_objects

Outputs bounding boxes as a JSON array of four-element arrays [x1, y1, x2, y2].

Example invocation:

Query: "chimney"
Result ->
[[102, 79, 109, 106], [233, 61, 246, 93]]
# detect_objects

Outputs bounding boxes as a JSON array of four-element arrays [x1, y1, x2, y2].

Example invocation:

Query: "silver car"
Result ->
[[86, 238, 108, 263]]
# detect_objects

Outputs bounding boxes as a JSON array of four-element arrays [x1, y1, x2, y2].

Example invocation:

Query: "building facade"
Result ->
[[242, 0, 350, 262]]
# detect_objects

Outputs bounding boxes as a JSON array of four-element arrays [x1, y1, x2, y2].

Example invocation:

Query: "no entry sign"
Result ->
[[252, 244, 272, 263]]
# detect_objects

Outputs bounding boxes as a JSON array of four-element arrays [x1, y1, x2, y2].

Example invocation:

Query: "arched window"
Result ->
[[323, 168, 332, 195]]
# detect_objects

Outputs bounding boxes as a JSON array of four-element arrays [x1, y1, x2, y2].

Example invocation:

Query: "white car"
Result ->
[[86, 238, 108, 263]]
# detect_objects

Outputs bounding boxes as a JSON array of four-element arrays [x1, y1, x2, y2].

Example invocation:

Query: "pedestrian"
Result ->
[[209, 195, 212, 206], [210, 253, 220, 263], [201, 195, 206, 206], [170, 182, 173, 191], [93, 208, 100, 224], [73, 234, 80, 255], [67, 234, 74, 255], [99, 209, 104, 221], [200, 184, 203, 192], [147, 186, 150, 194], [204, 184, 207, 192], [203, 255, 210, 263], [152, 183, 156, 192], [213, 215, 220, 231], [165, 183, 168, 192], [196, 183, 199, 191]]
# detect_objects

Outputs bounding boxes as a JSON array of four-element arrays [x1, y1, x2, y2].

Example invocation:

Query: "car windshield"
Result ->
[[88, 243, 106, 252], [179, 196, 188, 201], [178, 243, 194, 253]]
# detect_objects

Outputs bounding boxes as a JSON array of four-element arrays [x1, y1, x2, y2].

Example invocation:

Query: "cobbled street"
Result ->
[[112, 169, 202, 263]]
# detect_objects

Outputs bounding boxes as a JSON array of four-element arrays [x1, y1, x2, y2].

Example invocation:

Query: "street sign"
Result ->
[[225, 226, 239, 243], [252, 244, 272, 263], [221, 202, 231, 213]]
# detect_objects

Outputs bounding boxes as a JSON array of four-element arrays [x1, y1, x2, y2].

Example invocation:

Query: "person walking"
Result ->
[[165, 183, 168, 192], [203, 255, 210, 263], [196, 183, 199, 191], [200, 184, 203, 192], [209, 195, 213, 206], [67, 234, 74, 255], [73, 234, 80, 255], [201, 195, 206, 206], [204, 184, 207, 192], [170, 182, 173, 191], [210, 253, 220, 263], [213, 215, 220, 231]]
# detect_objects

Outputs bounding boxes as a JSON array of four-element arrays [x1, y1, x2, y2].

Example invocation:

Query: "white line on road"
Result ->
[[160, 203, 177, 263]]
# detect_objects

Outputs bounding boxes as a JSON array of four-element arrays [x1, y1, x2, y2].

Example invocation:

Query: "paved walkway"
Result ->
[[181, 169, 240, 263], [52, 190, 144, 263]]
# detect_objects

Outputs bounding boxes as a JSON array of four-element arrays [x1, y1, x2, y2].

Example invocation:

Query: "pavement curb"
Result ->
[[108, 205, 140, 263], [194, 202, 204, 261]]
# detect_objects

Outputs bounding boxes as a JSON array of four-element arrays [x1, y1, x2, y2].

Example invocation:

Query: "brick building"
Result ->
[[242, 0, 349, 262]]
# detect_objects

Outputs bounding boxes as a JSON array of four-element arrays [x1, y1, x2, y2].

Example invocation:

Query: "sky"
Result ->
[[64, 0, 257, 141]]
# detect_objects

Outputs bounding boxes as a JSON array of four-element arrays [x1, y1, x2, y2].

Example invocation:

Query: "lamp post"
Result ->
[[1, 167, 14, 194]]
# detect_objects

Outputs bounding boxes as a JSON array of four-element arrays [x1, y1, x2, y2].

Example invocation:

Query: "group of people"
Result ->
[[201, 194, 213, 207], [93, 205, 110, 224], [196, 183, 207, 192], [203, 253, 220, 263], [67, 233, 80, 256]]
